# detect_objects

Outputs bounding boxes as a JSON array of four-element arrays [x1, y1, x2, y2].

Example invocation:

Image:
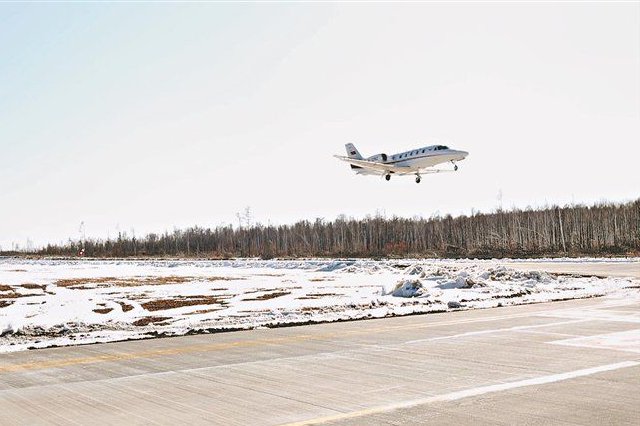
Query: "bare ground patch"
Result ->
[[0, 284, 12, 292], [141, 296, 227, 311], [243, 291, 291, 301], [54, 276, 244, 289], [297, 292, 343, 300], [186, 307, 226, 315], [244, 287, 271, 294], [93, 307, 114, 314], [132, 316, 171, 326], [117, 301, 135, 312], [318, 284, 380, 289], [0, 300, 13, 308], [0, 292, 40, 299], [20, 283, 46, 290]]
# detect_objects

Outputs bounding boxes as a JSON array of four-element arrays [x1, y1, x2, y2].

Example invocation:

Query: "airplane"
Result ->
[[335, 143, 469, 183]]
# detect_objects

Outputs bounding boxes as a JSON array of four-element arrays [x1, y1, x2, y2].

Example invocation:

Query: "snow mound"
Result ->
[[315, 261, 354, 272], [388, 279, 427, 297]]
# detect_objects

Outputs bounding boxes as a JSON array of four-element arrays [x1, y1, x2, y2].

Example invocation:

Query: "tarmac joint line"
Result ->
[[282, 361, 640, 425]]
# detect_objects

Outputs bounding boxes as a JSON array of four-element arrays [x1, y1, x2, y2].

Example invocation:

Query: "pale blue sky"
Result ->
[[1, 3, 638, 249]]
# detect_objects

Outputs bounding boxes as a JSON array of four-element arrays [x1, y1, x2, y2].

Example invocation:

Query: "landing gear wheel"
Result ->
[[415, 176, 421, 183], [385, 174, 391, 181], [454, 164, 459, 171]]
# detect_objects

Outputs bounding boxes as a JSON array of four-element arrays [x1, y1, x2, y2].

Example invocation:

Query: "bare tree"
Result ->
[[25, 199, 640, 259]]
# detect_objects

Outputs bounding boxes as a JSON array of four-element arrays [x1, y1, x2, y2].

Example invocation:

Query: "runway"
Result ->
[[0, 262, 638, 425]]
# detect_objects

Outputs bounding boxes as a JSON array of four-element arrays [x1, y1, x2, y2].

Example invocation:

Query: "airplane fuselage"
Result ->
[[336, 142, 468, 183], [357, 145, 468, 175]]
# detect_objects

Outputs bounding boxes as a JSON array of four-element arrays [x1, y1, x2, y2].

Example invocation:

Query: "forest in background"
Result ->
[[6, 199, 640, 259]]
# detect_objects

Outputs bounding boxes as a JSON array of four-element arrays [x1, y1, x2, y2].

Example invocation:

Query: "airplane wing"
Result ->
[[335, 155, 455, 177], [334, 155, 414, 174], [419, 168, 453, 174]]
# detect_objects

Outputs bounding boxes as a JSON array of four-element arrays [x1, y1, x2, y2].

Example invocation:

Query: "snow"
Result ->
[[1, 257, 637, 353]]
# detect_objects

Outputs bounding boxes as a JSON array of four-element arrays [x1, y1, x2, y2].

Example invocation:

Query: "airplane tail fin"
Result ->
[[345, 143, 363, 160]]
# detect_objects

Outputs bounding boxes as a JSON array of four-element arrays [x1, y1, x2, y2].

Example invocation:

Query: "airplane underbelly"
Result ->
[[405, 156, 443, 168], [356, 169, 382, 176], [420, 157, 441, 167]]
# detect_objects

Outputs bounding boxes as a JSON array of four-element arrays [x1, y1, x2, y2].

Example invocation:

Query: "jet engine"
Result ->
[[367, 153, 388, 162]]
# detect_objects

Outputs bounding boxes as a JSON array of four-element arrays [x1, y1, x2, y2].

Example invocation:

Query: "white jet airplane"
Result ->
[[335, 143, 469, 183]]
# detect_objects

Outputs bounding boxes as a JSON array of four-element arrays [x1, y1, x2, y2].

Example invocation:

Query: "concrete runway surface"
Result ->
[[0, 262, 638, 425]]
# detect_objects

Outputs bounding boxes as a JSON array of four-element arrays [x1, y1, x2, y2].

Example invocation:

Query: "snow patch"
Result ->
[[1, 257, 637, 352]]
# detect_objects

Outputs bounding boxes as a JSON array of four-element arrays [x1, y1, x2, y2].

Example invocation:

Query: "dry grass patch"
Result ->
[[319, 284, 380, 289], [93, 307, 114, 314], [0, 284, 12, 292], [132, 316, 170, 326], [0, 300, 12, 308], [54, 275, 243, 289], [297, 292, 342, 300], [186, 307, 226, 315], [20, 283, 46, 290], [244, 287, 270, 294], [300, 306, 326, 312], [55, 276, 188, 288], [243, 291, 291, 301], [141, 296, 227, 311], [0, 292, 39, 300], [117, 301, 135, 312]]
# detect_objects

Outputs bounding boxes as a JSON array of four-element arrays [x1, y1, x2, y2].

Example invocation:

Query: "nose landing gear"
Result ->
[[451, 160, 459, 171], [385, 174, 391, 181], [415, 175, 421, 184]]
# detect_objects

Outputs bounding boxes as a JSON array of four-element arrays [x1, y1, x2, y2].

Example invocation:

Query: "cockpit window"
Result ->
[[434, 145, 449, 151]]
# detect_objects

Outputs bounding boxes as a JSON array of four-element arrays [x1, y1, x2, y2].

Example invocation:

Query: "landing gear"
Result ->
[[451, 161, 459, 171], [385, 174, 391, 181], [415, 175, 421, 184]]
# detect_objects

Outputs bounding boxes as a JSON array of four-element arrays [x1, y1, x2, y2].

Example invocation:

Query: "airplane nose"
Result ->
[[456, 150, 469, 160]]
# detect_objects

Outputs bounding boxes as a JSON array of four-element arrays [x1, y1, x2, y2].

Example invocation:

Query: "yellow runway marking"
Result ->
[[0, 306, 594, 374]]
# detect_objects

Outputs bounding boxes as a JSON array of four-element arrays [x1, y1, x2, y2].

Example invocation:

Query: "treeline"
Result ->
[[32, 199, 640, 258]]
